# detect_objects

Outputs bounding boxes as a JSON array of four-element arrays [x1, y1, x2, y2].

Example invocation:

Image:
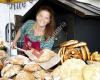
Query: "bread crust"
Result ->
[[60, 40, 78, 47], [80, 47, 87, 61], [69, 42, 87, 48], [84, 46, 91, 60]]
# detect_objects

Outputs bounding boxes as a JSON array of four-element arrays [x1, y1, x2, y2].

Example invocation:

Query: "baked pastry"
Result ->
[[58, 47, 63, 56], [0, 60, 3, 70], [84, 46, 91, 60], [80, 47, 87, 61], [9, 55, 30, 65], [83, 64, 100, 80], [24, 62, 41, 72], [69, 42, 87, 48], [34, 70, 46, 80], [60, 40, 78, 47], [52, 66, 61, 79], [0, 50, 6, 59], [61, 48, 82, 62], [1, 64, 22, 80], [60, 58, 86, 80], [91, 51, 100, 61], [15, 70, 35, 80]]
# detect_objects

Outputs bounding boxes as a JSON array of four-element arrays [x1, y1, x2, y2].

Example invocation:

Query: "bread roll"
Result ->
[[1, 64, 12, 77], [0, 60, 3, 70], [60, 58, 86, 80], [91, 51, 100, 61], [9, 55, 30, 65], [15, 70, 35, 80], [34, 70, 46, 80], [2, 64, 22, 80], [24, 62, 41, 72], [52, 66, 61, 79], [0, 50, 6, 59], [91, 51, 99, 61]]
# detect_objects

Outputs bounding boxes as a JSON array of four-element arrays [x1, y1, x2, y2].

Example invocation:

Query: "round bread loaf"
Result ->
[[15, 70, 35, 80], [83, 63, 100, 80]]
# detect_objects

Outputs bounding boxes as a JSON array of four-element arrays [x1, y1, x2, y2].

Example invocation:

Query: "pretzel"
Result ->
[[60, 40, 78, 47], [69, 42, 87, 48], [80, 47, 87, 61], [58, 47, 63, 56], [84, 46, 91, 60]]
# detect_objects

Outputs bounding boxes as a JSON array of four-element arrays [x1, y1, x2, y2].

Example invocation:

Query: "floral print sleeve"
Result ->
[[19, 20, 35, 42]]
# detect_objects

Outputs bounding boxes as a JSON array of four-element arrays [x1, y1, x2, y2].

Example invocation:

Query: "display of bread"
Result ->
[[59, 40, 91, 63], [0, 39, 100, 80]]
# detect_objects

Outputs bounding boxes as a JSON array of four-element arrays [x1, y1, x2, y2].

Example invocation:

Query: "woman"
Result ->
[[12, 6, 55, 58]]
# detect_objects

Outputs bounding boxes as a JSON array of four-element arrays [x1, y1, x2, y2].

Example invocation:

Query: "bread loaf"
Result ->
[[83, 64, 100, 80], [9, 55, 30, 65], [24, 62, 41, 72], [91, 51, 100, 61], [1, 64, 22, 80], [15, 70, 35, 80], [60, 58, 86, 80]]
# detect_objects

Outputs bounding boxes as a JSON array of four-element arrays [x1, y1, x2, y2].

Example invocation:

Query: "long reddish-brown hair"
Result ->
[[36, 6, 55, 38]]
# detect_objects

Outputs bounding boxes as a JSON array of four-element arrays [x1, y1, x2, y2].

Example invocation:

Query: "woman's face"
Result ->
[[36, 10, 50, 27]]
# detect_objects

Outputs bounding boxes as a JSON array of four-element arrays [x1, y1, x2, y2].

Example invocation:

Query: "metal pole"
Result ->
[[8, 4, 11, 56]]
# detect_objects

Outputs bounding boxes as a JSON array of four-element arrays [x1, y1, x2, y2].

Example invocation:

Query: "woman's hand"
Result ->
[[11, 41, 17, 49]]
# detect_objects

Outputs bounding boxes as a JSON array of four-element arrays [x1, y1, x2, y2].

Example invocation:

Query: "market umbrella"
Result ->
[[0, 0, 29, 56]]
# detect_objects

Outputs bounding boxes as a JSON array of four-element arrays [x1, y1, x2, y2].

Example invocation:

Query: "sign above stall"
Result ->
[[0, 0, 38, 10], [9, 0, 37, 10]]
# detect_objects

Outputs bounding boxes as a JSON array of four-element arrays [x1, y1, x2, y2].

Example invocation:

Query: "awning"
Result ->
[[0, 0, 29, 3], [56, 0, 100, 17]]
